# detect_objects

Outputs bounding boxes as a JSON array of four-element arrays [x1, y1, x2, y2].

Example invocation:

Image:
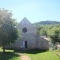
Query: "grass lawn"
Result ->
[[0, 47, 60, 60], [0, 47, 20, 60], [22, 49, 60, 60]]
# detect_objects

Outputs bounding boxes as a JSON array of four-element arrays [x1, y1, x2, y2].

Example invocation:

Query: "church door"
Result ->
[[25, 41, 27, 48]]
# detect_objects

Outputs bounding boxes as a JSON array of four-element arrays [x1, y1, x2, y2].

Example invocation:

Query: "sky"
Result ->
[[0, 0, 60, 23]]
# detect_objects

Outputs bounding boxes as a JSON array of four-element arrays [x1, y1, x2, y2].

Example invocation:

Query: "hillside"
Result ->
[[34, 21, 60, 25]]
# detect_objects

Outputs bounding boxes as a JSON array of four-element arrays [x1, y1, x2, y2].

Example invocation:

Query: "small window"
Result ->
[[22, 27, 27, 33]]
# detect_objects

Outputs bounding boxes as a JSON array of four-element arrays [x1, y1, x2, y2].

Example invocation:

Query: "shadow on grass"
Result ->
[[0, 52, 20, 60], [14, 49, 48, 54]]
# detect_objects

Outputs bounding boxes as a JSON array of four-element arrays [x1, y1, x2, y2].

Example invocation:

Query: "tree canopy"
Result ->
[[0, 9, 18, 53], [36, 24, 60, 44]]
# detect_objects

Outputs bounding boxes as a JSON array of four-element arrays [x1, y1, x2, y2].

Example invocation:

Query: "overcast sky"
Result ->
[[0, 0, 60, 23]]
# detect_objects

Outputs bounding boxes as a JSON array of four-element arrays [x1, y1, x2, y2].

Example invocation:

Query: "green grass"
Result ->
[[21, 49, 60, 60], [0, 47, 20, 60], [0, 47, 60, 60]]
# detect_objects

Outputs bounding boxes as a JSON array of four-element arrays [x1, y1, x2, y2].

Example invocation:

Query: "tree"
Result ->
[[47, 27, 60, 50], [50, 30, 60, 44], [0, 8, 18, 53], [47, 26, 60, 44]]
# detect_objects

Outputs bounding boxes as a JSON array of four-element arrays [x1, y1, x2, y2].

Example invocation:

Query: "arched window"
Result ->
[[22, 27, 27, 33]]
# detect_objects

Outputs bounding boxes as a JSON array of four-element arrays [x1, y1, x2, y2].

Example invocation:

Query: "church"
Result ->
[[7, 17, 49, 50]]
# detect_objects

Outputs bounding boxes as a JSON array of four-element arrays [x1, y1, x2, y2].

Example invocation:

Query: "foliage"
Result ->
[[0, 9, 18, 53], [35, 24, 60, 44]]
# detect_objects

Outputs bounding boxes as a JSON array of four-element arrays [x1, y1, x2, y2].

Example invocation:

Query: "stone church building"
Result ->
[[7, 17, 49, 50]]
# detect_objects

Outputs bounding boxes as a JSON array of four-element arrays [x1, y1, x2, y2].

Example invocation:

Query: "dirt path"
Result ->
[[17, 53, 31, 60], [20, 54, 31, 60]]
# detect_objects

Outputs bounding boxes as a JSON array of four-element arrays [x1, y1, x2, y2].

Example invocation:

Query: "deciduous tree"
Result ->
[[0, 9, 18, 53]]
